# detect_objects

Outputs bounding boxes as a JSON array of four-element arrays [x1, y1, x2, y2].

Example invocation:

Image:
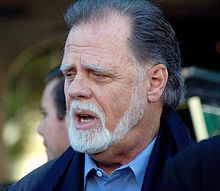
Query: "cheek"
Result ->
[[47, 120, 61, 142], [100, 77, 133, 102], [46, 114, 59, 132], [64, 86, 71, 110], [43, 120, 52, 136], [41, 118, 49, 132], [65, 95, 71, 112], [97, 84, 133, 130], [65, 97, 71, 112]]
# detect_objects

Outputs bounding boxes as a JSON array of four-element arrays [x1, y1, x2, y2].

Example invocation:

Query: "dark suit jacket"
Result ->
[[161, 135, 220, 191], [5, 108, 193, 191]]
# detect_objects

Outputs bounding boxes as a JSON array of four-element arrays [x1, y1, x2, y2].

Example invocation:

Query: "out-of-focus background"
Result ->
[[0, 0, 219, 187]]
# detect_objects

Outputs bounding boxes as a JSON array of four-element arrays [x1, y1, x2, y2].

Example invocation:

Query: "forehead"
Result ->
[[63, 13, 133, 66], [68, 13, 130, 44]]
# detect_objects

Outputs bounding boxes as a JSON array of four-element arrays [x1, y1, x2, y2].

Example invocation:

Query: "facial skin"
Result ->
[[67, 65, 146, 154], [61, 13, 168, 173], [38, 78, 69, 161]]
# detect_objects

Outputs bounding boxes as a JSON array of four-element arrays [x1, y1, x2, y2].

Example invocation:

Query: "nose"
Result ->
[[67, 75, 92, 100], [37, 122, 44, 136]]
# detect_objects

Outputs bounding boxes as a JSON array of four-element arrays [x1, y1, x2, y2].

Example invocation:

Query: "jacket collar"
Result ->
[[141, 107, 193, 191]]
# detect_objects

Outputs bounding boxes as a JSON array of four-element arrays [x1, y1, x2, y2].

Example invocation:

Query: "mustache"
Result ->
[[69, 100, 105, 123]]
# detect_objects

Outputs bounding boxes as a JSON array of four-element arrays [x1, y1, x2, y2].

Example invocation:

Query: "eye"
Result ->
[[91, 72, 105, 79], [90, 72, 112, 84], [93, 72, 103, 77], [66, 71, 76, 78], [64, 71, 77, 83]]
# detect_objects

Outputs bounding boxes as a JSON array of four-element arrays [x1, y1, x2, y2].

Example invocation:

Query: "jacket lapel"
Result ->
[[38, 147, 84, 191], [57, 151, 85, 191], [141, 108, 193, 191]]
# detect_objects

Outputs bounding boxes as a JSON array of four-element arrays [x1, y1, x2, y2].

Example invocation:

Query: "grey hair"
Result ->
[[64, 0, 184, 109]]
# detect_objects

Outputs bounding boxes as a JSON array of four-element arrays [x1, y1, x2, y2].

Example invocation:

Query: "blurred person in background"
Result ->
[[38, 65, 69, 160]]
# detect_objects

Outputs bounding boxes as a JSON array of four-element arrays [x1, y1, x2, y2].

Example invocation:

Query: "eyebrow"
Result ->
[[84, 63, 115, 75], [60, 63, 115, 76], [60, 63, 73, 73]]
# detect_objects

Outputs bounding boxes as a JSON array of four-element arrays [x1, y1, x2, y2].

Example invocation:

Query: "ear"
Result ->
[[147, 64, 168, 103]]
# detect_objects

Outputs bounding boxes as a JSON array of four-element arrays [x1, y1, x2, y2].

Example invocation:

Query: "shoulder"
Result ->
[[4, 159, 56, 191], [167, 135, 220, 172], [161, 136, 220, 191], [174, 135, 220, 162]]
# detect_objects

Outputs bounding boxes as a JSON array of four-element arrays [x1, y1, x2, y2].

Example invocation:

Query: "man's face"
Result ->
[[61, 15, 147, 154], [38, 79, 69, 160]]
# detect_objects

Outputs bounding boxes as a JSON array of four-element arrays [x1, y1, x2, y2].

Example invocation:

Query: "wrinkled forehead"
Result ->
[[65, 12, 131, 50], [61, 13, 136, 69]]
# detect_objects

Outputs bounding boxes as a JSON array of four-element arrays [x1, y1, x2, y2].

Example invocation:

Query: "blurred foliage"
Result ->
[[3, 48, 62, 163], [4, 53, 51, 160], [5, 54, 51, 121], [2, 34, 64, 181]]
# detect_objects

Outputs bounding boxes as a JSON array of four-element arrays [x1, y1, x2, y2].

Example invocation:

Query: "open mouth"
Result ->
[[74, 110, 100, 130]]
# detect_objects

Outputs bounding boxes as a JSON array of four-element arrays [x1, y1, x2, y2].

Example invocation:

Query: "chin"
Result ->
[[68, 124, 113, 154]]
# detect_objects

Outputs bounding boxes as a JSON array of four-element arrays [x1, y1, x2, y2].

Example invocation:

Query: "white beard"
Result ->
[[68, 66, 146, 154]]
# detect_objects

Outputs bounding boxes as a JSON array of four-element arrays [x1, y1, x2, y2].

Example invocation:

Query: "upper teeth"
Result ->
[[80, 118, 91, 124], [80, 118, 91, 123]]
